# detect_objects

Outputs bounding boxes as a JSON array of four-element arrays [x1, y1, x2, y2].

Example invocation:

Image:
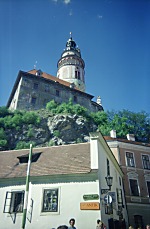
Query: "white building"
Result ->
[[0, 132, 128, 229]]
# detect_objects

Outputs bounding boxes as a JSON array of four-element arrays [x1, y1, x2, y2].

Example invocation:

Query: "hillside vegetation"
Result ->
[[0, 99, 150, 151]]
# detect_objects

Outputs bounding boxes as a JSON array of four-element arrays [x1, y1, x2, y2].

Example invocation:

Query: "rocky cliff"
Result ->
[[4, 112, 98, 150]]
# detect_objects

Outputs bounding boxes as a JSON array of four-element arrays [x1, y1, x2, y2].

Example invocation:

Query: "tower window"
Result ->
[[75, 71, 80, 79]]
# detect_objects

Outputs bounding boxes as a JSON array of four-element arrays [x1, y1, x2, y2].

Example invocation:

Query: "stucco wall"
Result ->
[[0, 181, 101, 229]]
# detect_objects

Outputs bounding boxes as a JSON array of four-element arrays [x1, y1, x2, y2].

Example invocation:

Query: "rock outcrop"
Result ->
[[3, 113, 98, 150]]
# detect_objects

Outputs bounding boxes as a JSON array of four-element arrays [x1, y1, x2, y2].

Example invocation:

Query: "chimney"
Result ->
[[110, 130, 116, 138], [127, 134, 135, 141]]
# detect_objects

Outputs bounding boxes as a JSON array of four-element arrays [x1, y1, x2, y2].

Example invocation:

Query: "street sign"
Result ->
[[83, 194, 99, 201], [104, 194, 112, 204]]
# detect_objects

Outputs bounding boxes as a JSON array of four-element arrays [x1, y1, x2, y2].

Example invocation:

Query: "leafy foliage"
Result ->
[[46, 99, 88, 117], [94, 110, 150, 142], [0, 128, 7, 149], [15, 141, 36, 150], [0, 101, 150, 151]]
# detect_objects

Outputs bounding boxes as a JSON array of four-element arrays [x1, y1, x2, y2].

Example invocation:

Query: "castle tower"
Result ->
[[57, 33, 85, 92]]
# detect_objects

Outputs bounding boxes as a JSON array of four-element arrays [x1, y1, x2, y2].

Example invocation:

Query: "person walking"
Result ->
[[68, 218, 76, 229], [57, 226, 68, 229], [96, 219, 106, 229]]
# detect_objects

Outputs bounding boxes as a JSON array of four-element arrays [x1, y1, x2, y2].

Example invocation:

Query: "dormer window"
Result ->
[[36, 69, 43, 76], [17, 152, 41, 164]]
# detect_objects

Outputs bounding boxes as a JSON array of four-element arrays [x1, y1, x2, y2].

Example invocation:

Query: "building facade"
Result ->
[[7, 34, 103, 112], [0, 132, 128, 229], [106, 131, 150, 229]]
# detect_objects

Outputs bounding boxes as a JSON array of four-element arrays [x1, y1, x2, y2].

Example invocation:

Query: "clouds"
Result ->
[[52, 0, 71, 4], [97, 15, 103, 19]]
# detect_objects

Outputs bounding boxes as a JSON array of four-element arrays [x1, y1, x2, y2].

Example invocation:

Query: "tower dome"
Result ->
[[57, 33, 85, 92]]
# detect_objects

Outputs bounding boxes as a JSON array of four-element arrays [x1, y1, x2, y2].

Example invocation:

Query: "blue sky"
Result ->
[[0, 0, 150, 113]]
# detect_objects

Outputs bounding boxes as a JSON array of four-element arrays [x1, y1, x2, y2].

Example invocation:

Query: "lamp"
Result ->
[[101, 175, 113, 194]]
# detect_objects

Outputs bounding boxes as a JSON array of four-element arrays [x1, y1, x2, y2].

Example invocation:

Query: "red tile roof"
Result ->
[[28, 69, 79, 90], [0, 143, 91, 179]]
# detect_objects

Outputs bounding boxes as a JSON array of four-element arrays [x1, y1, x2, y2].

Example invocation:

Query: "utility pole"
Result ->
[[21, 144, 33, 229]]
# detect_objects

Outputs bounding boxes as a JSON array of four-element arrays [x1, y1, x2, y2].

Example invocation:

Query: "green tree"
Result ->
[[106, 110, 150, 142], [0, 128, 7, 148], [0, 106, 10, 118]]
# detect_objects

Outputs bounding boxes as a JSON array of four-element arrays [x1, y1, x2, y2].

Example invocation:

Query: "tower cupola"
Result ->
[[57, 33, 85, 92]]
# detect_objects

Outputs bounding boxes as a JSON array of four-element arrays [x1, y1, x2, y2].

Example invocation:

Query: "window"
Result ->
[[142, 155, 150, 170], [45, 84, 49, 92], [75, 70, 80, 79], [129, 179, 139, 196], [107, 159, 110, 176], [56, 90, 60, 97], [117, 188, 123, 205], [3, 191, 24, 213], [73, 96, 77, 103], [34, 83, 38, 89], [126, 152, 135, 167], [31, 97, 36, 105], [146, 181, 150, 197], [42, 188, 58, 212], [17, 152, 41, 164]]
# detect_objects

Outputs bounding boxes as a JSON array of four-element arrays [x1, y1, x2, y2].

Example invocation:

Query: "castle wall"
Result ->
[[9, 73, 102, 112]]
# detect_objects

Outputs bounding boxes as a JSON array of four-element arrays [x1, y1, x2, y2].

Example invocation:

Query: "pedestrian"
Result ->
[[146, 225, 150, 229], [68, 218, 76, 229], [57, 226, 68, 229], [96, 219, 102, 229], [96, 219, 106, 229]]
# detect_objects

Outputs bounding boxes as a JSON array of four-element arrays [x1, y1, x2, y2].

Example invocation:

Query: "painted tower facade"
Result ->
[[57, 33, 85, 92]]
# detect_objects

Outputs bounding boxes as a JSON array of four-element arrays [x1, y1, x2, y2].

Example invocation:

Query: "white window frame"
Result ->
[[129, 178, 140, 196], [3, 190, 24, 214], [142, 154, 150, 170], [41, 187, 60, 215], [146, 181, 150, 197], [125, 151, 135, 167]]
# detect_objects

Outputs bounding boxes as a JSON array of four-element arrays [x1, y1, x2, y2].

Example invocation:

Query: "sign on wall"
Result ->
[[80, 202, 100, 210], [83, 194, 99, 201]]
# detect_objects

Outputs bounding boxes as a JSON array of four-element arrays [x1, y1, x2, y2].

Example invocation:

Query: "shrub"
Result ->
[[22, 111, 41, 125], [53, 130, 60, 137], [15, 141, 36, 150]]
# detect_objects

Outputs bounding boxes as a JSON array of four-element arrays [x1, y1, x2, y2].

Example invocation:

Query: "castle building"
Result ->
[[7, 34, 103, 112]]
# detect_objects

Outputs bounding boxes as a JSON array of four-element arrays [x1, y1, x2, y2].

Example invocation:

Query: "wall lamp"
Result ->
[[101, 175, 113, 194]]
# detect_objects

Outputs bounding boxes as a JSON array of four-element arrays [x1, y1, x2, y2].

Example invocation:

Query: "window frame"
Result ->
[[129, 179, 140, 196], [142, 154, 150, 170], [56, 90, 60, 97], [33, 82, 39, 90], [146, 181, 150, 197], [41, 188, 59, 214], [126, 151, 135, 167], [3, 190, 24, 214], [31, 96, 37, 105]]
